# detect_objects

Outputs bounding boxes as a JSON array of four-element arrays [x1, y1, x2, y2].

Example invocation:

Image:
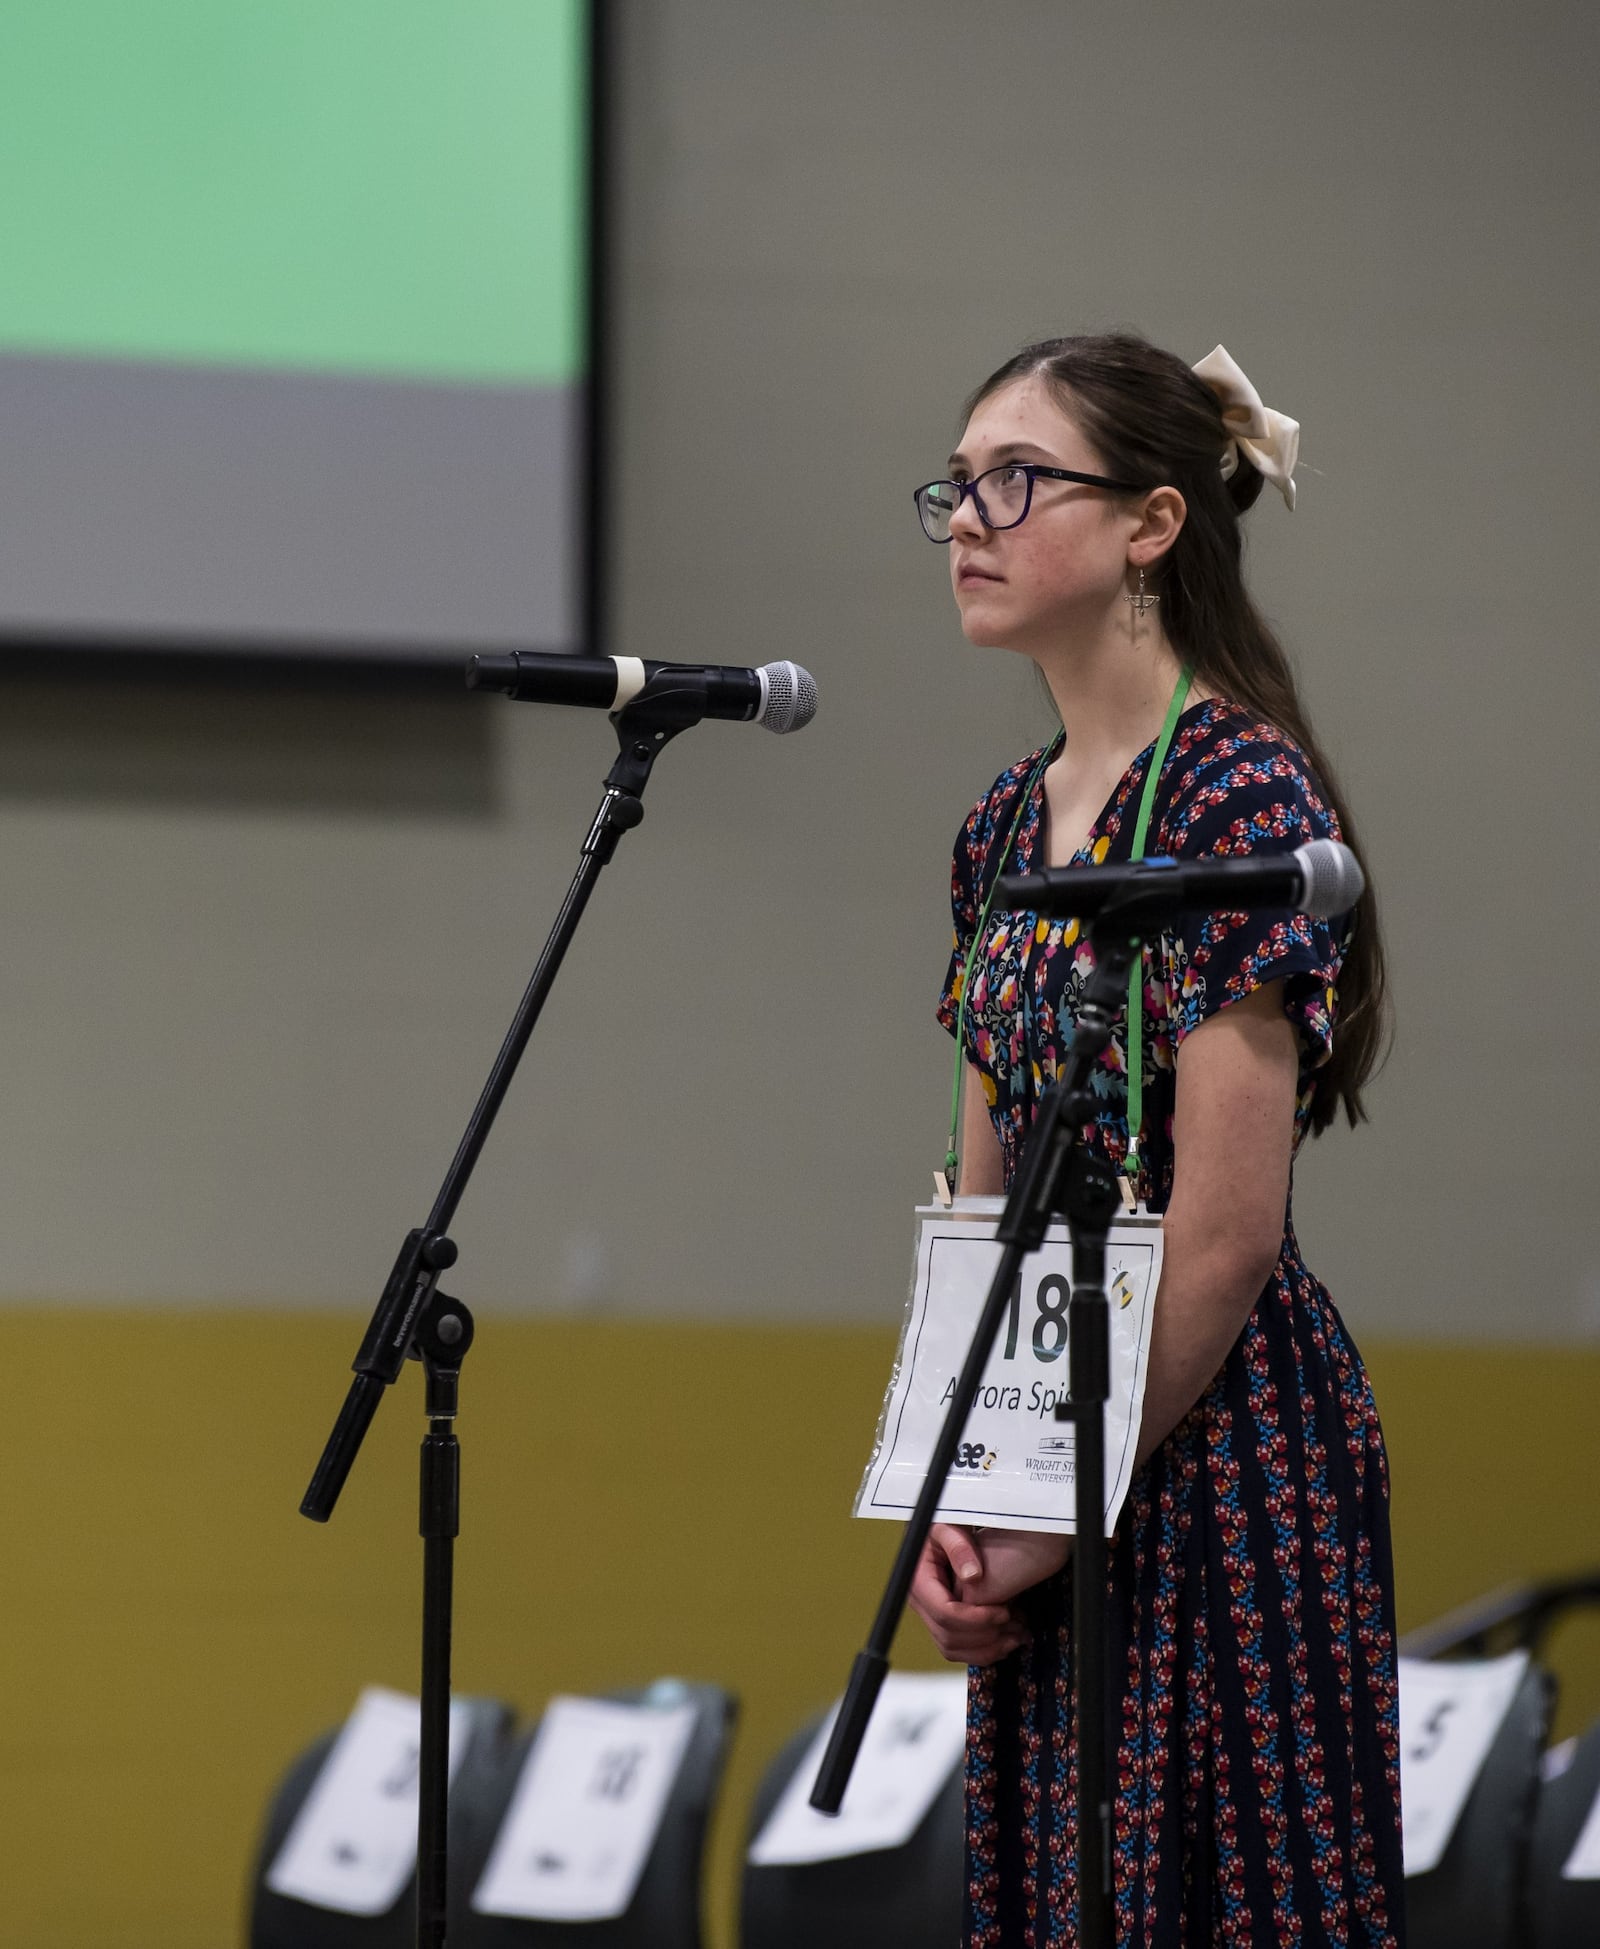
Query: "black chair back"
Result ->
[[1527, 1719, 1600, 1948], [449, 1679, 736, 1949], [1405, 1662, 1551, 1949], [247, 1694, 514, 1949], [740, 1712, 964, 1949]]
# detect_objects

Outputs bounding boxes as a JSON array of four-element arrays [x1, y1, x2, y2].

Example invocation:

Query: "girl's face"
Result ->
[[946, 375, 1141, 654]]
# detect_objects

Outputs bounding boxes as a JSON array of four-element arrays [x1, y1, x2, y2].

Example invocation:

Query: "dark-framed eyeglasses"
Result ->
[[913, 463, 1144, 543]]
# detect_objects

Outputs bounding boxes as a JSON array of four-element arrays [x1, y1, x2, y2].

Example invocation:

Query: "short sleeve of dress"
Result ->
[[1157, 728, 1350, 1073]]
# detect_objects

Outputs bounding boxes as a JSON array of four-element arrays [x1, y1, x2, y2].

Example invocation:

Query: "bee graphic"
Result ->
[[1111, 1267, 1136, 1310]]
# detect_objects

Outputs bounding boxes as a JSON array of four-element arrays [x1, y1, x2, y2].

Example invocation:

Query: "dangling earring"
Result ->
[[1124, 566, 1159, 617]]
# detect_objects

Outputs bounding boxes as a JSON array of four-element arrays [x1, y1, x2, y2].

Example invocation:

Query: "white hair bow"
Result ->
[[1191, 345, 1300, 511]]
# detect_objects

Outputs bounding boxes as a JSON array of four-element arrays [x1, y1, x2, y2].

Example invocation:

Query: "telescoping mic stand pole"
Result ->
[[298, 668, 715, 1949], [810, 898, 1161, 1949]]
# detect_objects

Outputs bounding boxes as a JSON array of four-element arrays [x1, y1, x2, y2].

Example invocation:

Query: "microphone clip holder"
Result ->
[[297, 668, 712, 1949]]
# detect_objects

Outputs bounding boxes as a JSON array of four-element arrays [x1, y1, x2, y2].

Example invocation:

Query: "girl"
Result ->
[[907, 334, 1404, 1947]]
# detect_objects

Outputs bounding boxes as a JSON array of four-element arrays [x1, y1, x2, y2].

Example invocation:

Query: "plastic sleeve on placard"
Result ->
[[851, 1216, 927, 1518]]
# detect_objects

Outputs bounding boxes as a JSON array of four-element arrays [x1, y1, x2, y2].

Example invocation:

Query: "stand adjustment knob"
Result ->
[[418, 1294, 475, 1368], [421, 1233, 459, 1272]]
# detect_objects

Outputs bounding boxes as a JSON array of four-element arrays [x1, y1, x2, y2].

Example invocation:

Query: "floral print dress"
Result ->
[[937, 698, 1405, 1948]]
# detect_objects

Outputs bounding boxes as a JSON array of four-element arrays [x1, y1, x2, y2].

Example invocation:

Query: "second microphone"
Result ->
[[997, 839, 1364, 921]]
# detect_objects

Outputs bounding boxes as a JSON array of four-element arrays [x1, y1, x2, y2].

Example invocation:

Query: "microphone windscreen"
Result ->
[[760, 661, 818, 734], [1297, 839, 1365, 915]]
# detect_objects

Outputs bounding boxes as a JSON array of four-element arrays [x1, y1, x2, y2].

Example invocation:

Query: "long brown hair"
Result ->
[[965, 332, 1388, 1132]]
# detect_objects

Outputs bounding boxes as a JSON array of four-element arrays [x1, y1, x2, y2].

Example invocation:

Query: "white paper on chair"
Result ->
[[1562, 1769, 1600, 1879], [747, 1672, 967, 1865], [265, 1687, 475, 1915], [1397, 1651, 1529, 1876], [471, 1695, 698, 1921]]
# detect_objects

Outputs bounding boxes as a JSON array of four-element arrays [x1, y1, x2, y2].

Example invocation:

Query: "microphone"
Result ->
[[466, 651, 818, 734], [997, 838, 1363, 920]]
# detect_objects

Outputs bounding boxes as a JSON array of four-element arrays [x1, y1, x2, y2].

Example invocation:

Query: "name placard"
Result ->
[[855, 1200, 1161, 1535]]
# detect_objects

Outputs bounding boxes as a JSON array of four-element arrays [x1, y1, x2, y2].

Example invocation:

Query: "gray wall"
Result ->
[[2, 0, 1596, 1340]]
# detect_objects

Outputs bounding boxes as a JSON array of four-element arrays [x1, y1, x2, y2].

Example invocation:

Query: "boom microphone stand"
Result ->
[[298, 667, 719, 1949], [810, 894, 1168, 1949]]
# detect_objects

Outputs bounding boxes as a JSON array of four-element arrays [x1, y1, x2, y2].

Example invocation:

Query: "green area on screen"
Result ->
[[0, 0, 586, 386]]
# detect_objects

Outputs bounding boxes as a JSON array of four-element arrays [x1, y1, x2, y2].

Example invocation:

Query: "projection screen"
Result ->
[[0, 0, 595, 672]]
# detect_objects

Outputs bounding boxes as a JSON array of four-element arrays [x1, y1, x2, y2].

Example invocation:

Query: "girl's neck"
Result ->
[[1032, 624, 1193, 766]]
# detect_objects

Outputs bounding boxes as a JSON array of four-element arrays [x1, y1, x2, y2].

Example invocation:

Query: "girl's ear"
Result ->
[[1128, 485, 1187, 567]]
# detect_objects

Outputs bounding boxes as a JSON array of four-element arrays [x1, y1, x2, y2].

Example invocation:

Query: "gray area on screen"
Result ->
[[0, 354, 578, 649]]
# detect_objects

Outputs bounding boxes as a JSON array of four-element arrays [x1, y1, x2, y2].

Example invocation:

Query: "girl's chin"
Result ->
[[956, 589, 1038, 652], [959, 617, 1029, 652]]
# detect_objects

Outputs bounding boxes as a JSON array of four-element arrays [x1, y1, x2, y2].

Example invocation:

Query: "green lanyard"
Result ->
[[944, 667, 1192, 1195], [1122, 665, 1192, 1189]]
